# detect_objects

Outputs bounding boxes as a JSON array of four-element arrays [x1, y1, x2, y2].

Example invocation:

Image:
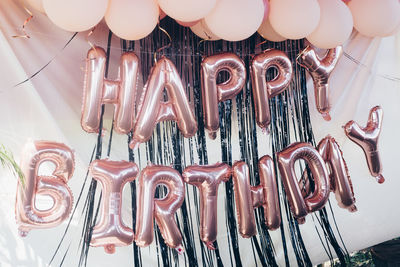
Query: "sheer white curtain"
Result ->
[[0, 0, 399, 266]]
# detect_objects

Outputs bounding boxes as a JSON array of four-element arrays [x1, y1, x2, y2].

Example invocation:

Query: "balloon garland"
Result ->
[[24, 0, 400, 47]]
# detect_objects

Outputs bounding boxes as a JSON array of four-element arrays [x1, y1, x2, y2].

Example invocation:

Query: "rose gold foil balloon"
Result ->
[[135, 166, 185, 252], [297, 46, 343, 121], [15, 141, 74, 237], [232, 157, 280, 238], [131, 57, 197, 149], [89, 160, 139, 253], [201, 53, 246, 139], [182, 163, 231, 249], [344, 106, 384, 184], [277, 142, 330, 223], [317, 136, 356, 212], [81, 46, 139, 134], [251, 49, 293, 130]]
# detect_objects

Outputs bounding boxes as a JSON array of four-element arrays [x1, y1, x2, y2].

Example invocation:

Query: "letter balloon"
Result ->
[[135, 166, 185, 253], [344, 106, 384, 183], [182, 163, 231, 249], [81, 46, 139, 134], [15, 141, 74, 237], [131, 57, 197, 149], [297, 45, 343, 121], [232, 157, 280, 238], [201, 53, 246, 139], [251, 49, 292, 130], [89, 160, 139, 253], [277, 142, 330, 223]]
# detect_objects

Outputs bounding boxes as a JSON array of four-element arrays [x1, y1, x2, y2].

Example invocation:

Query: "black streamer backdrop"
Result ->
[[48, 17, 349, 267]]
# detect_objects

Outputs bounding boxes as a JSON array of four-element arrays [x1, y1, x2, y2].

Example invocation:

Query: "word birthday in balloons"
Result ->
[[15, 118, 384, 254]]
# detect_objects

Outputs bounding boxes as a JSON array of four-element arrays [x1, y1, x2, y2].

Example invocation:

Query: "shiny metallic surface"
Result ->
[[344, 106, 384, 183], [201, 53, 246, 139], [89, 159, 138, 253], [131, 57, 197, 148], [277, 142, 330, 222], [15, 141, 74, 237], [251, 49, 292, 129], [182, 163, 231, 249], [298, 46, 342, 120]]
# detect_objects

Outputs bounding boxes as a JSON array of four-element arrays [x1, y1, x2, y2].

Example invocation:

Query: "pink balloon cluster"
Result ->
[[258, 0, 400, 48], [26, 0, 399, 44]]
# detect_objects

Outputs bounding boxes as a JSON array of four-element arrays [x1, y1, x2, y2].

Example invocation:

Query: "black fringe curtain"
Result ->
[[49, 17, 349, 267]]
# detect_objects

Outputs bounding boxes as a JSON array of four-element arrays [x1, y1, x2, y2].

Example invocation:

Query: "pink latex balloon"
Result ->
[[232, 157, 280, 238], [131, 57, 197, 149], [306, 0, 353, 49], [176, 19, 200, 27], [262, 0, 270, 21], [135, 166, 185, 252], [277, 142, 330, 223], [201, 53, 246, 139], [297, 45, 343, 121], [344, 106, 384, 184], [190, 20, 220, 40], [182, 163, 231, 249], [81, 46, 139, 134], [15, 141, 74, 237], [89, 160, 139, 253], [269, 0, 321, 40], [318, 136, 356, 212], [348, 0, 400, 37], [251, 49, 293, 130]]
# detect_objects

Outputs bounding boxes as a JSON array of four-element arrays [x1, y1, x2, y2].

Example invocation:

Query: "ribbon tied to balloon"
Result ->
[[344, 106, 384, 184], [15, 141, 74, 237], [297, 45, 343, 121]]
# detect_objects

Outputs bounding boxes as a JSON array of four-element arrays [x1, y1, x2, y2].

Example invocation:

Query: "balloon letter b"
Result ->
[[277, 143, 330, 223], [15, 141, 74, 237], [89, 160, 139, 253], [201, 53, 246, 139], [81, 47, 139, 134], [344, 106, 384, 183]]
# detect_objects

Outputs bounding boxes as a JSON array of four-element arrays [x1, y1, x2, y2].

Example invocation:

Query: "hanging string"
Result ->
[[12, 6, 33, 39]]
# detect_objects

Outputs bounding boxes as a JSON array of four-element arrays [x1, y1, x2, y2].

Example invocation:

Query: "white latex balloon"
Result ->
[[348, 0, 400, 37], [158, 0, 216, 22], [43, 0, 108, 32], [105, 0, 159, 40], [269, 0, 321, 40], [307, 0, 353, 49], [25, 0, 45, 13], [258, 17, 287, 42], [204, 0, 264, 42], [190, 20, 220, 40]]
